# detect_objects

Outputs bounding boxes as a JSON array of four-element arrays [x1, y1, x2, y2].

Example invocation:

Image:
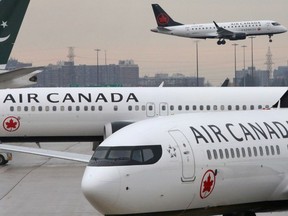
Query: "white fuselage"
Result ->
[[152, 20, 287, 39], [82, 109, 288, 215], [0, 87, 287, 142]]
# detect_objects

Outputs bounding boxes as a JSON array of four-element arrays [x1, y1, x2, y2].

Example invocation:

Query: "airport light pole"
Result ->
[[195, 41, 199, 86], [242, 45, 247, 86], [249, 36, 255, 86], [232, 43, 238, 86], [95, 49, 101, 85]]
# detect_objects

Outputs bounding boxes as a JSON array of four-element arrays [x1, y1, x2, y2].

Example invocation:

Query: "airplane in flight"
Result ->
[[151, 4, 287, 45], [2, 107, 288, 216], [0, 0, 43, 88]]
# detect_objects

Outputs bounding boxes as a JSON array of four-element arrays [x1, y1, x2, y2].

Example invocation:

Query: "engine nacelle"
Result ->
[[104, 121, 134, 139], [230, 33, 246, 40]]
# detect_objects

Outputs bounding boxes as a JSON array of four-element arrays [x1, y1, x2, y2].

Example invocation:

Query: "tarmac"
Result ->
[[0, 142, 102, 216], [0, 142, 287, 216]]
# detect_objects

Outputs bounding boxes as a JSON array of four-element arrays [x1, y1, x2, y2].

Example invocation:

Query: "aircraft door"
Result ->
[[146, 103, 155, 117], [169, 130, 195, 182], [159, 103, 169, 116], [266, 22, 271, 31]]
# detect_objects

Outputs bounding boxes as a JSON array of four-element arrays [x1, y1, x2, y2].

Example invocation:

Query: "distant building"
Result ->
[[139, 73, 205, 87], [6, 58, 32, 70], [36, 60, 139, 87], [235, 67, 270, 86]]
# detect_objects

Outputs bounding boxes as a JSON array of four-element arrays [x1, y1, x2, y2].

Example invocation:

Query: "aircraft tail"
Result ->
[[0, 0, 30, 70], [152, 4, 183, 27]]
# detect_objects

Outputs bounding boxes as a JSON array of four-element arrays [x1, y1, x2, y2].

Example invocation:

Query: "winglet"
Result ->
[[0, 0, 30, 69], [152, 4, 183, 27]]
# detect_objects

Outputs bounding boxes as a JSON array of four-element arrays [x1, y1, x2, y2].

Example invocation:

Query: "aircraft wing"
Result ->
[[213, 21, 234, 37], [0, 66, 43, 82], [0, 144, 91, 163]]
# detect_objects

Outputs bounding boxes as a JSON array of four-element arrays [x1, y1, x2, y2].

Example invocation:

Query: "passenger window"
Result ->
[[206, 105, 210, 111], [61, 106, 65, 111], [98, 106, 103, 111], [76, 106, 80, 111], [135, 105, 139, 111], [84, 106, 88, 111], [45, 106, 49, 112], [247, 147, 252, 157], [230, 148, 235, 158], [200, 105, 204, 111], [219, 149, 224, 159], [170, 105, 174, 111], [114, 105, 118, 111], [17, 106, 21, 112], [207, 150, 212, 160], [236, 105, 240, 110], [265, 146, 270, 155], [236, 148, 240, 158], [213, 105, 217, 111], [24, 106, 28, 112], [10, 106, 14, 112], [52, 106, 57, 111], [258, 105, 263, 109], [225, 149, 229, 159], [68, 106, 72, 111], [250, 105, 254, 110], [213, 149, 218, 159], [241, 148, 246, 157], [178, 105, 182, 111], [185, 105, 189, 111], [128, 105, 132, 111], [91, 106, 95, 111], [31, 106, 35, 112], [142, 105, 146, 111], [276, 145, 280, 155], [193, 105, 197, 111], [221, 105, 225, 111], [228, 105, 232, 110], [38, 106, 42, 112], [259, 146, 264, 156], [253, 147, 257, 156], [243, 105, 247, 110], [270, 146, 275, 155]]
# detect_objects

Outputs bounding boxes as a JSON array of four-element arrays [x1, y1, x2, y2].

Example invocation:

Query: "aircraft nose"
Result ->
[[81, 166, 120, 215]]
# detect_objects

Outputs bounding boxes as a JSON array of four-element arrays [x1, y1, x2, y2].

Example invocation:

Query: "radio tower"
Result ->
[[265, 46, 274, 79], [67, 46, 75, 65]]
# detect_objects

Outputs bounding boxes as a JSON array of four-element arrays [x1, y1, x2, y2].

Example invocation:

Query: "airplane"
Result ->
[[151, 4, 287, 45], [0, 86, 287, 165], [0, 0, 43, 88], [2, 107, 288, 216]]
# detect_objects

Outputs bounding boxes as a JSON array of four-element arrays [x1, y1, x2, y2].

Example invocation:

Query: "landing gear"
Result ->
[[217, 39, 226, 45], [269, 34, 273, 42]]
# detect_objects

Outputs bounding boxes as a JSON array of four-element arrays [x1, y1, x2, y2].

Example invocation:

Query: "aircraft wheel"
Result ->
[[269, 39, 272, 42], [0, 155, 8, 165], [222, 40, 226, 45], [217, 40, 222, 45]]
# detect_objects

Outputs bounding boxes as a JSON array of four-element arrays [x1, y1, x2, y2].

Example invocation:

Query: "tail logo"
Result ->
[[157, 13, 169, 25], [0, 20, 10, 43]]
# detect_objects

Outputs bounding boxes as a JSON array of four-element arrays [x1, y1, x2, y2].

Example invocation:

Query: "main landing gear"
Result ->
[[269, 34, 273, 42], [217, 39, 226, 45]]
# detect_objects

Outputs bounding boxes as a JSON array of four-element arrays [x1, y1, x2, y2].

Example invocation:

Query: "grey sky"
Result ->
[[11, 0, 288, 85]]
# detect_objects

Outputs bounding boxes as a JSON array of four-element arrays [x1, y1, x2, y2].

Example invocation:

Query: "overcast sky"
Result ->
[[11, 0, 288, 85]]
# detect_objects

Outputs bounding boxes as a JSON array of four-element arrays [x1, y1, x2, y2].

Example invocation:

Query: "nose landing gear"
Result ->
[[217, 39, 226, 45]]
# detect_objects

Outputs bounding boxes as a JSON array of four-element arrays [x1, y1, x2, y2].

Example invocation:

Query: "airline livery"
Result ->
[[0, 0, 42, 88], [0, 87, 286, 147], [151, 4, 287, 45], [3, 108, 288, 216], [81, 109, 288, 216]]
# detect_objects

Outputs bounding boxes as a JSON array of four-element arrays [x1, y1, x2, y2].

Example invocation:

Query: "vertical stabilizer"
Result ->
[[152, 4, 183, 27], [0, 0, 30, 70]]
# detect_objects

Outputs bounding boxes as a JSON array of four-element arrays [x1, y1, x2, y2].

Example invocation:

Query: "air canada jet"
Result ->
[[3, 108, 288, 216], [0, 0, 43, 88], [151, 4, 287, 45]]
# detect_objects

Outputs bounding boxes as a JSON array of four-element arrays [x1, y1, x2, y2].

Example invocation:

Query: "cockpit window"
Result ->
[[88, 145, 162, 166], [272, 22, 280, 26]]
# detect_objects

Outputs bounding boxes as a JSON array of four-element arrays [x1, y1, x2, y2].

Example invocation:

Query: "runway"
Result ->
[[0, 142, 102, 216], [0, 142, 287, 216]]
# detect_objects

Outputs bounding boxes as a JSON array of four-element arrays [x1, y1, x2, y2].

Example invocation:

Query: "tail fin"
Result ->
[[272, 90, 288, 108], [152, 4, 183, 27], [0, 0, 30, 70]]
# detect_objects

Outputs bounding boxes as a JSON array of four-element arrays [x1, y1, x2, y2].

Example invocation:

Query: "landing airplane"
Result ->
[[0, 0, 43, 88], [0, 87, 287, 145], [151, 4, 287, 45], [2, 108, 288, 216]]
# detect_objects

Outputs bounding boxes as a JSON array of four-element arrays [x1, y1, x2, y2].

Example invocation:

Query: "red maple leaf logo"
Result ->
[[6, 119, 17, 129], [157, 14, 169, 25], [202, 174, 214, 193]]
